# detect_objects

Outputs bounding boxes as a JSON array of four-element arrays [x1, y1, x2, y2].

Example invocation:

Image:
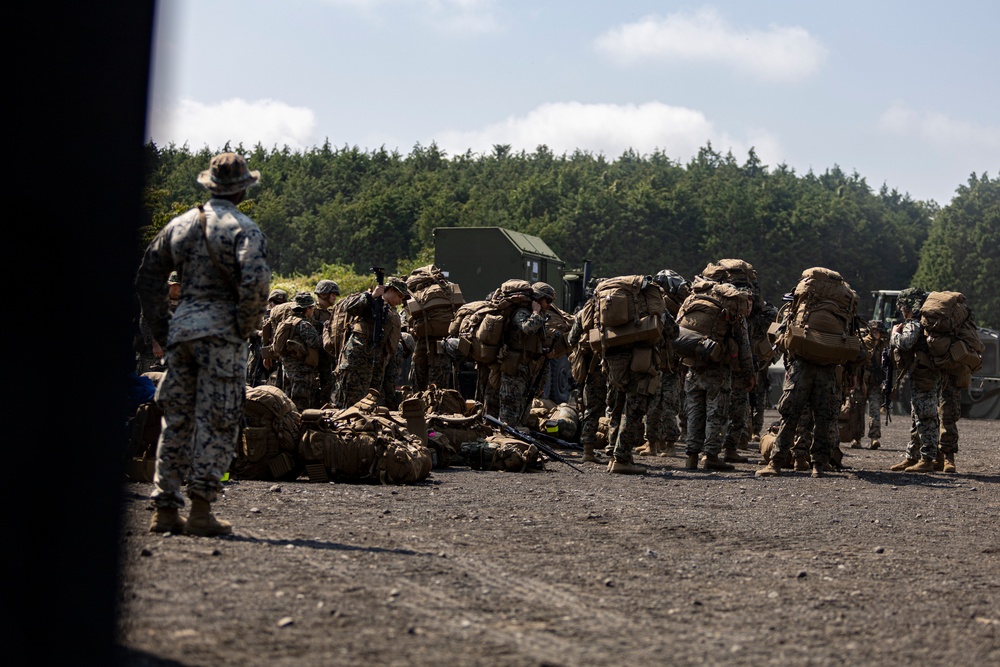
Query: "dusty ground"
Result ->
[[117, 411, 999, 667]]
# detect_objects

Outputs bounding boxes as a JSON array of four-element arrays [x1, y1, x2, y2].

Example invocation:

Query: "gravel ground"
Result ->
[[117, 411, 999, 666]]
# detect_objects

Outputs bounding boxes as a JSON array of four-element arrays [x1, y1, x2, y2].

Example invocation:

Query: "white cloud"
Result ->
[[594, 7, 827, 82], [879, 103, 1000, 152], [323, 0, 498, 33], [148, 98, 318, 151], [431, 101, 780, 164]]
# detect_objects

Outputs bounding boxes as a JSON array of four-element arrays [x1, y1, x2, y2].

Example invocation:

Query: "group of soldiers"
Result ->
[[134, 152, 969, 538]]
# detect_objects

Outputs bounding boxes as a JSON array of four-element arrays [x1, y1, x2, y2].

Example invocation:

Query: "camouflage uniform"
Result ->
[[604, 349, 653, 463], [380, 331, 414, 411], [412, 336, 456, 390], [645, 370, 682, 447], [861, 330, 889, 443], [768, 358, 841, 469], [938, 374, 961, 456], [497, 306, 546, 426], [892, 318, 941, 461], [568, 304, 606, 454], [331, 288, 402, 409], [280, 297, 322, 411], [135, 172, 270, 509], [684, 365, 733, 458]]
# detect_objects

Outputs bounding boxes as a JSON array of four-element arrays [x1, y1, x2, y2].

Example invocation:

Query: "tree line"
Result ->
[[142, 141, 999, 328]]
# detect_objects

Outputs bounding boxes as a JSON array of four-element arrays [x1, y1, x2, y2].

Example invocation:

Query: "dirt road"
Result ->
[[117, 412, 999, 666]]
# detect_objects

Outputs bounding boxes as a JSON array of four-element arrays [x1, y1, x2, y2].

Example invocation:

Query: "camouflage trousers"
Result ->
[[498, 363, 532, 426], [645, 370, 681, 445], [152, 337, 246, 508], [772, 359, 839, 467], [938, 376, 961, 454], [905, 382, 941, 460], [579, 362, 607, 446], [684, 365, 732, 457], [380, 345, 405, 411], [864, 385, 882, 440], [282, 358, 318, 412], [723, 371, 752, 450], [605, 352, 650, 462], [332, 335, 385, 409], [478, 364, 499, 416], [412, 337, 455, 391]]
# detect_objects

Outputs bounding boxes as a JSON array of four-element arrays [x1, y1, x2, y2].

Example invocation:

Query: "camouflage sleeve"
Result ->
[[341, 291, 374, 315], [567, 314, 582, 347], [297, 319, 322, 350], [134, 225, 177, 343], [512, 307, 545, 334], [234, 225, 271, 339], [892, 320, 923, 352]]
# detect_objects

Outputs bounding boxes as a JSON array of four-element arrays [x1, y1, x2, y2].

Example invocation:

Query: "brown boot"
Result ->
[[703, 453, 736, 471], [581, 443, 599, 463], [684, 453, 699, 470], [793, 454, 810, 472], [850, 439, 862, 449], [634, 441, 654, 456], [722, 447, 748, 463], [810, 463, 824, 478], [657, 440, 675, 458], [889, 457, 918, 471], [149, 507, 186, 534], [755, 460, 781, 477], [185, 497, 232, 537], [943, 452, 957, 474], [869, 439, 880, 450], [933, 452, 945, 471], [904, 457, 936, 473], [608, 459, 647, 475]]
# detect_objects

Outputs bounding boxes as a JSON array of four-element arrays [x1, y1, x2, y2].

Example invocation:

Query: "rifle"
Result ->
[[369, 266, 386, 365], [528, 428, 583, 451], [880, 347, 894, 424], [483, 413, 584, 473]]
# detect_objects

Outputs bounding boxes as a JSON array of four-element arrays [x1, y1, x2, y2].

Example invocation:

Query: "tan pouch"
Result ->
[[500, 347, 521, 375], [630, 346, 653, 373]]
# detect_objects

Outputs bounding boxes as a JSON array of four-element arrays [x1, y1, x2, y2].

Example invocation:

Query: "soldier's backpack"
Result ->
[[231, 385, 303, 481], [273, 315, 319, 366], [451, 280, 534, 364], [919, 291, 984, 386], [261, 301, 296, 360], [460, 435, 541, 472], [675, 278, 749, 367], [405, 264, 465, 339], [778, 267, 862, 366], [322, 299, 352, 362], [298, 403, 432, 484], [587, 275, 666, 351], [701, 258, 758, 287]]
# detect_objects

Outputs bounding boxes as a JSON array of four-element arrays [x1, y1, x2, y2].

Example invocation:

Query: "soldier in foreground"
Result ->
[[136, 152, 270, 536]]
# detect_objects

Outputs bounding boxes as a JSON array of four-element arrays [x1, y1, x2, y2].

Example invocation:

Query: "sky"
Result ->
[[148, 0, 999, 206]]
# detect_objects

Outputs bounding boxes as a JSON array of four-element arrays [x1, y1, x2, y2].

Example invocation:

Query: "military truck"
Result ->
[[871, 289, 999, 419], [433, 227, 588, 402]]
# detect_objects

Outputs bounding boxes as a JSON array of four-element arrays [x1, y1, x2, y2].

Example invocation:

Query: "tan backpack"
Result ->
[[676, 277, 750, 344], [919, 291, 984, 385], [405, 264, 465, 338], [779, 267, 862, 366], [587, 275, 666, 351], [232, 385, 302, 481]]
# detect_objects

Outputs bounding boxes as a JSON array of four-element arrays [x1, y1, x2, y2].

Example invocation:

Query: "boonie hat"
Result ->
[[293, 291, 316, 309], [386, 277, 409, 299], [197, 152, 260, 195]]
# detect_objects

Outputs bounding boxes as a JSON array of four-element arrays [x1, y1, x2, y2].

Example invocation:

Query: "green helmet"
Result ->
[[532, 282, 556, 302], [315, 279, 341, 296], [897, 287, 926, 312]]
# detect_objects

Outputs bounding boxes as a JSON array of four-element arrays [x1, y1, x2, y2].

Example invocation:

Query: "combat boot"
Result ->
[[684, 453, 699, 470], [934, 452, 945, 471], [869, 439, 880, 450], [657, 440, 675, 458], [942, 452, 957, 474], [722, 447, 748, 463], [810, 463, 824, 478], [185, 497, 232, 537], [904, 457, 936, 473], [755, 460, 781, 477], [850, 439, 862, 449], [149, 507, 186, 534], [889, 457, 917, 471], [702, 453, 736, 471], [793, 453, 811, 472], [634, 441, 655, 456], [581, 443, 599, 463], [608, 459, 647, 475]]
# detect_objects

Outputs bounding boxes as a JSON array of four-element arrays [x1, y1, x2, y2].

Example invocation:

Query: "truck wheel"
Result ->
[[547, 357, 572, 404]]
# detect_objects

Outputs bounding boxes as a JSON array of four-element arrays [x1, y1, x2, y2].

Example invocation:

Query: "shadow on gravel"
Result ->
[[221, 533, 424, 556], [117, 645, 193, 667], [849, 469, 995, 487]]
